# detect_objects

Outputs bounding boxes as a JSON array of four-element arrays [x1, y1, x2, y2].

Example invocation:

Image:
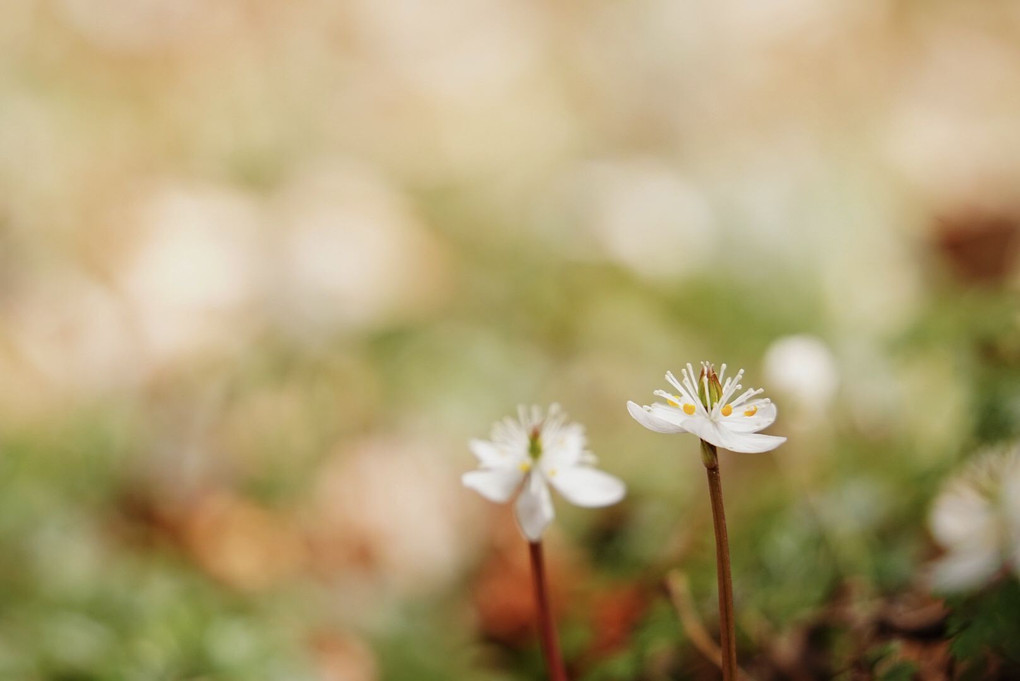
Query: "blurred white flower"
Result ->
[[929, 447, 1020, 593], [628, 362, 786, 453], [762, 335, 839, 415], [273, 163, 448, 335], [566, 159, 716, 280], [4, 272, 140, 400], [463, 405, 626, 541], [119, 181, 263, 364]]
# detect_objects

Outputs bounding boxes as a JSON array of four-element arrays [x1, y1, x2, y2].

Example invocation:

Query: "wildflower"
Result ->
[[627, 362, 786, 453], [628, 361, 785, 680], [462, 404, 626, 541], [763, 335, 839, 415], [929, 447, 1020, 592]]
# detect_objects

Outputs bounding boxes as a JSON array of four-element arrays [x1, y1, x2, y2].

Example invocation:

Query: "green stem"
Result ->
[[528, 540, 568, 681], [701, 440, 737, 681]]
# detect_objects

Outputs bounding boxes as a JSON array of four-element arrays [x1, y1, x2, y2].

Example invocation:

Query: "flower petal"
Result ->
[[684, 416, 786, 453], [726, 432, 786, 453], [515, 473, 555, 541], [930, 549, 1000, 593], [930, 486, 993, 548], [540, 422, 586, 469], [719, 401, 777, 433], [469, 438, 515, 466], [627, 401, 687, 433], [462, 467, 524, 503], [547, 466, 626, 508]]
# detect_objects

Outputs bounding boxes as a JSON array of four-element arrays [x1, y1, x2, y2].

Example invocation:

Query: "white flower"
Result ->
[[929, 447, 1020, 593], [627, 362, 787, 453], [762, 335, 839, 414], [462, 405, 626, 541]]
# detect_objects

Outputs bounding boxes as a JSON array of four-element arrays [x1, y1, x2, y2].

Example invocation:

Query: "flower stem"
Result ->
[[700, 440, 737, 681], [528, 540, 568, 681]]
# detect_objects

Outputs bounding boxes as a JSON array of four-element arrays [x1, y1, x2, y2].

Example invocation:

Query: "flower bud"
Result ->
[[528, 426, 543, 460], [698, 363, 723, 409]]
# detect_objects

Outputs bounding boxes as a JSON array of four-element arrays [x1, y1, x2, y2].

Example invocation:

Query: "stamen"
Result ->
[[743, 406, 758, 417], [717, 369, 742, 404], [519, 461, 532, 472], [729, 387, 763, 408], [657, 388, 691, 410], [721, 404, 733, 416], [685, 363, 697, 394], [683, 403, 696, 415], [679, 368, 701, 406], [738, 398, 770, 412]]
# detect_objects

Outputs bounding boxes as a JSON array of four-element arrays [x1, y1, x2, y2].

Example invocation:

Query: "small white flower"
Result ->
[[929, 447, 1020, 592], [627, 362, 787, 453], [462, 405, 626, 541], [762, 335, 839, 414]]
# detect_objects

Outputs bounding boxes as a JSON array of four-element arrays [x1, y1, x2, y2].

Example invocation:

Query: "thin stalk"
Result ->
[[701, 440, 737, 681], [528, 541, 568, 681]]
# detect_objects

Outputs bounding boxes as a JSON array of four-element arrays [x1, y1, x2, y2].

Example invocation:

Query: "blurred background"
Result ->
[[2, 0, 1020, 679]]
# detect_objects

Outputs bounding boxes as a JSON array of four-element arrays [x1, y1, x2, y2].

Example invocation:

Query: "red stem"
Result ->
[[528, 540, 568, 681], [702, 441, 738, 681]]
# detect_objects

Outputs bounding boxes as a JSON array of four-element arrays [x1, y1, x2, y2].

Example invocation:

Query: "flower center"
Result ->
[[528, 426, 543, 461], [698, 363, 723, 410]]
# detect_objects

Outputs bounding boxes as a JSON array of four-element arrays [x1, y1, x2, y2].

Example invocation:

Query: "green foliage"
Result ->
[[947, 579, 1020, 667], [878, 660, 919, 681]]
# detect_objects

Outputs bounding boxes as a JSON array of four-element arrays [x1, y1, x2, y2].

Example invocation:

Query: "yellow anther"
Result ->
[[519, 461, 532, 472], [721, 404, 733, 417], [744, 406, 758, 417], [682, 403, 696, 415], [666, 398, 680, 408]]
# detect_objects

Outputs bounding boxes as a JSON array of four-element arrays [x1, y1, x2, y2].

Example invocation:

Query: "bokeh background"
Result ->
[[2, 0, 1020, 679]]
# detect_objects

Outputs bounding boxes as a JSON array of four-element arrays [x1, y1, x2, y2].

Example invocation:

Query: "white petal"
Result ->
[[1002, 467, 1020, 539], [540, 422, 586, 469], [930, 549, 1000, 593], [930, 487, 993, 548], [676, 414, 720, 444], [650, 403, 695, 426], [515, 473, 555, 541], [715, 430, 786, 454], [719, 402, 777, 433], [462, 467, 524, 503], [627, 401, 687, 433], [684, 416, 786, 453], [548, 466, 626, 508], [469, 438, 514, 466]]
